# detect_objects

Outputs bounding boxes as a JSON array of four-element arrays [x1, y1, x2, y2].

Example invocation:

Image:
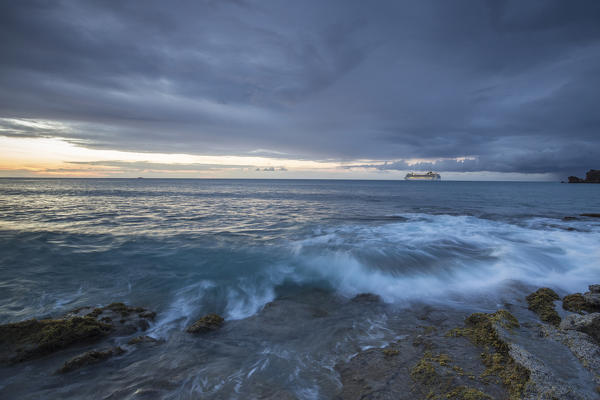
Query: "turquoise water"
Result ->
[[1, 179, 599, 398]]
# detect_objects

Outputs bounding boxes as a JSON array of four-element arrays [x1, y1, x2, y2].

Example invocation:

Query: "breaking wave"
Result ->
[[154, 213, 600, 334]]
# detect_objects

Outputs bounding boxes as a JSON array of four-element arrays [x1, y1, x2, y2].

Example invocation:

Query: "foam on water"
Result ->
[[152, 213, 600, 334], [285, 214, 600, 302]]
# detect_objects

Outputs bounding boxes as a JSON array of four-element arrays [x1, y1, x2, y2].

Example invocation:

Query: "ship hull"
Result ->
[[404, 176, 441, 180]]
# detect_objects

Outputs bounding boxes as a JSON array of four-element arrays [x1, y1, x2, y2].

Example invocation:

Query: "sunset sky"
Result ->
[[1, 1, 599, 180]]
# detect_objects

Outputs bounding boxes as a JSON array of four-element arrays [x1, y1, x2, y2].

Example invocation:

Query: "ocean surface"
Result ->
[[1, 178, 599, 399]]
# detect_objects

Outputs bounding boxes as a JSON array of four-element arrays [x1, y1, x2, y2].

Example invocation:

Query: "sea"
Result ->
[[0, 178, 599, 399]]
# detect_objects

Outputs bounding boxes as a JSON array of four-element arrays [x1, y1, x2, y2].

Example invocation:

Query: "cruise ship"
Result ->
[[404, 171, 441, 180]]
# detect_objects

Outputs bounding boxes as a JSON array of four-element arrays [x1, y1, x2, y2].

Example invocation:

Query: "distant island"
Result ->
[[568, 169, 600, 183]]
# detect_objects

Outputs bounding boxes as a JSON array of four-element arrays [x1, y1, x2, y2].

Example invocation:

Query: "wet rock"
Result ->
[[562, 216, 578, 221], [68, 303, 156, 336], [0, 302, 156, 364], [562, 286, 600, 314], [508, 343, 596, 400], [337, 311, 508, 400], [0, 316, 111, 363], [127, 335, 161, 345], [350, 293, 381, 303], [583, 285, 600, 307], [560, 313, 600, 344], [526, 288, 561, 326], [447, 310, 529, 400], [382, 348, 400, 357], [563, 293, 592, 313], [539, 323, 600, 392], [58, 346, 125, 373], [310, 308, 328, 318], [186, 314, 224, 334]]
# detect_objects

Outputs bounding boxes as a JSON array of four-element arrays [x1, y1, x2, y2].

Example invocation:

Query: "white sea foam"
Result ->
[[149, 280, 216, 337], [159, 214, 600, 331], [286, 214, 600, 302]]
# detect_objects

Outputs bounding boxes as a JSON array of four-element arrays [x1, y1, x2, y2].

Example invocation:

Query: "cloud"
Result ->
[[1, 0, 599, 176], [68, 160, 253, 172]]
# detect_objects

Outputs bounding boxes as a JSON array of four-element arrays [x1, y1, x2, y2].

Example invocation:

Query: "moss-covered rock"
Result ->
[[563, 293, 596, 314], [447, 310, 529, 400], [186, 314, 224, 334], [58, 346, 125, 373], [1, 302, 156, 365], [526, 288, 561, 326], [409, 351, 494, 399], [68, 303, 156, 335], [382, 348, 399, 357], [410, 354, 439, 386], [0, 316, 111, 363], [351, 293, 381, 303], [127, 335, 160, 345], [445, 386, 492, 399]]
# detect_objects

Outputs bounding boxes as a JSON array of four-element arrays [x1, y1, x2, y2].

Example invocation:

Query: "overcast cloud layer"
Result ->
[[1, 0, 599, 177]]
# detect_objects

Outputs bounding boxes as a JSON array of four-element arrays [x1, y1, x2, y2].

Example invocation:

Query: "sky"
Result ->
[[1, 0, 599, 180]]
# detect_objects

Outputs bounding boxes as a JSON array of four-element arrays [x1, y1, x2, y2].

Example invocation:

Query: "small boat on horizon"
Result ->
[[405, 171, 441, 181]]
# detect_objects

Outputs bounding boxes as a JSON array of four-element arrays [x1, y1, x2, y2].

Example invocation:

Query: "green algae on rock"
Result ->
[[0, 316, 111, 363], [186, 314, 224, 334], [0, 302, 157, 365], [127, 335, 161, 345], [562, 293, 599, 314], [58, 346, 125, 373], [526, 288, 561, 326], [410, 351, 494, 400], [445, 386, 492, 399], [447, 310, 529, 400], [69, 303, 156, 335], [382, 348, 399, 357]]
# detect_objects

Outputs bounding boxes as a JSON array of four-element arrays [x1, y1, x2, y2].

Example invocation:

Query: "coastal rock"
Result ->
[[540, 324, 600, 389], [0, 303, 156, 364], [186, 314, 224, 334], [567, 169, 600, 183], [508, 342, 597, 400], [563, 293, 594, 313], [452, 308, 599, 400], [127, 335, 161, 345], [559, 313, 600, 344], [580, 213, 600, 218], [447, 310, 529, 400], [585, 169, 600, 183], [526, 288, 561, 326], [336, 311, 512, 400], [583, 285, 600, 307], [350, 293, 381, 303], [58, 346, 125, 373], [568, 176, 585, 183], [0, 316, 111, 364], [68, 303, 156, 336]]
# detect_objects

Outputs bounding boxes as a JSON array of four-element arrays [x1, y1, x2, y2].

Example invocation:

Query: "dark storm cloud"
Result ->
[[1, 0, 600, 175]]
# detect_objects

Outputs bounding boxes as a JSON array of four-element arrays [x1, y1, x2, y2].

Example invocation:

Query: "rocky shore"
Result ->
[[568, 169, 600, 183], [1, 286, 600, 399], [337, 285, 600, 400]]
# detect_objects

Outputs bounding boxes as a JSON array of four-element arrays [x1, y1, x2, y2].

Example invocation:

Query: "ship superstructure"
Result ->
[[404, 171, 441, 180]]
